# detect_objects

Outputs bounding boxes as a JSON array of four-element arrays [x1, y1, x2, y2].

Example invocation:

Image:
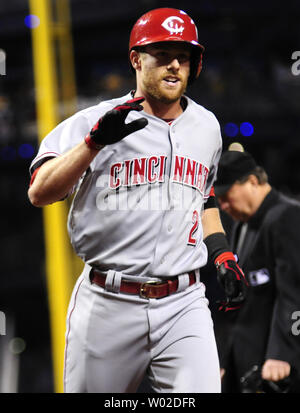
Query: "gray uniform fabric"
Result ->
[[30, 92, 223, 393]]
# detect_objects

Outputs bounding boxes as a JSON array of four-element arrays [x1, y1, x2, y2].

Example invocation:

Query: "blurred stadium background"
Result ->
[[0, 0, 299, 393]]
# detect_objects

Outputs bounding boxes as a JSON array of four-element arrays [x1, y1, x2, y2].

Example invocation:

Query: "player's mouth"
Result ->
[[162, 76, 181, 87]]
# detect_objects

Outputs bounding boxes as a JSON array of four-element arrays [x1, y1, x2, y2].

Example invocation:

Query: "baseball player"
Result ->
[[28, 8, 247, 393]]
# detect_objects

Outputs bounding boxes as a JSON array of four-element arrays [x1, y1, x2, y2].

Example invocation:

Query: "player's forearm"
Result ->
[[201, 207, 225, 239], [28, 141, 102, 207]]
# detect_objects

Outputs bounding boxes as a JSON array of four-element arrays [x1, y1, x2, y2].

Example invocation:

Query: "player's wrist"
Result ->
[[204, 232, 231, 264], [214, 251, 236, 267], [84, 134, 105, 151]]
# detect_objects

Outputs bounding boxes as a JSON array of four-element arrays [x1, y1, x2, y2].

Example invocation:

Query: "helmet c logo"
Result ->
[[161, 16, 185, 35]]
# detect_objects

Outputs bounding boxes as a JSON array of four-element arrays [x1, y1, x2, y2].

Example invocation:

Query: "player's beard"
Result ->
[[143, 71, 188, 104]]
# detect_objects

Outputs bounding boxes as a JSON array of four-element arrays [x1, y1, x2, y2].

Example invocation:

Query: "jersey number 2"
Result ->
[[188, 210, 199, 246]]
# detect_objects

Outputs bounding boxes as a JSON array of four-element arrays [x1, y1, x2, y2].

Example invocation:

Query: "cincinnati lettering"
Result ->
[[110, 155, 167, 189], [109, 155, 209, 195], [172, 155, 209, 195]]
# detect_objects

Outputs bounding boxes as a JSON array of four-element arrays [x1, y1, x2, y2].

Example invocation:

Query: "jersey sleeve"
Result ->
[[204, 186, 217, 209], [29, 112, 92, 176], [204, 129, 222, 202]]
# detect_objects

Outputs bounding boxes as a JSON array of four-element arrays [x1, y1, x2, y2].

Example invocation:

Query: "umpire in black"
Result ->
[[214, 149, 300, 392]]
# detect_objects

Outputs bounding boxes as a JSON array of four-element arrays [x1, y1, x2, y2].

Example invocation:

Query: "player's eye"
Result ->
[[156, 51, 168, 58], [178, 54, 190, 63]]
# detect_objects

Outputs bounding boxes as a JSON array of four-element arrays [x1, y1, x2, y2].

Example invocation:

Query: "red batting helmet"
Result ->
[[129, 8, 205, 84]]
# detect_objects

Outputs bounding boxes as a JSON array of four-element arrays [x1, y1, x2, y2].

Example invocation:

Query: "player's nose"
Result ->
[[167, 58, 180, 71]]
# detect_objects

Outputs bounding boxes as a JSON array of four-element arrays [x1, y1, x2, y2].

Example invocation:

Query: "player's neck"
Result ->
[[132, 90, 185, 120]]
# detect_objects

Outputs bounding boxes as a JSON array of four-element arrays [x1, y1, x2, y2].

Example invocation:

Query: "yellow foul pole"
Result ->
[[29, 0, 74, 393], [54, 0, 77, 119]]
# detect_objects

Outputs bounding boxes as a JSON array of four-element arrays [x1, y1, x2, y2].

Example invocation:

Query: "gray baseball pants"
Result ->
[[63, 265, 221, 393]]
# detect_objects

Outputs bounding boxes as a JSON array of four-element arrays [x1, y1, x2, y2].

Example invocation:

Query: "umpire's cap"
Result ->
[[214, 150, 257, 197]]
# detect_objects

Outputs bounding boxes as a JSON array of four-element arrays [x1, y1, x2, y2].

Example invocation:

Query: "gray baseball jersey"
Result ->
[[30, 92, 222, 281]]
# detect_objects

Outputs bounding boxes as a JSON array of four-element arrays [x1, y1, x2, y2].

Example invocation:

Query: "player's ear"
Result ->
[[130, 49, 142, 71]]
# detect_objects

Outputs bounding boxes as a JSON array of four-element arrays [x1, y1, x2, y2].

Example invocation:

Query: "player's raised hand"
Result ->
[[215, 252, 248, 311], [85, 97, 148, 149]]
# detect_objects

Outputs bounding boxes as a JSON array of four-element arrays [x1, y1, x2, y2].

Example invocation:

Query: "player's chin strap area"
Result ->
[[89, 268, 200, 299]]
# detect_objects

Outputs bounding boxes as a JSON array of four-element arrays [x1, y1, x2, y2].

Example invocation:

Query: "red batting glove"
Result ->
[[215, 252, 248, 312]]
